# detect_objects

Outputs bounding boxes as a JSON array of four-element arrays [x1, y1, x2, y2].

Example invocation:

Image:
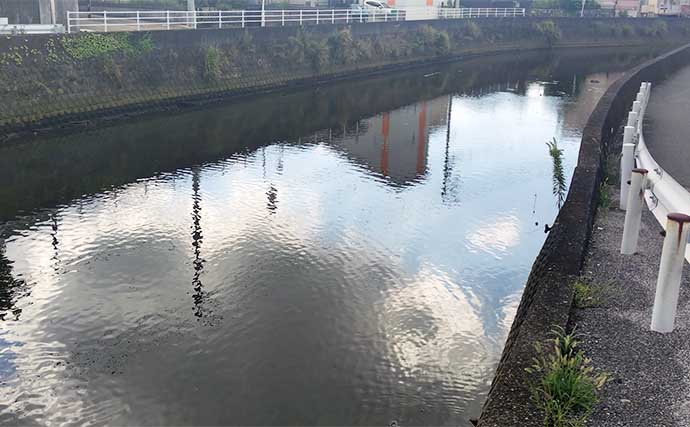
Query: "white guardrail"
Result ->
[[619, 81, 690, 333], [66, 7, 525, 33]]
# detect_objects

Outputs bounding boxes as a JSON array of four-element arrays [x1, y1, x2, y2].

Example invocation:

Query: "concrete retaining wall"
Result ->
[[1, 17, 690, 140], [478, 41, 690, 426]]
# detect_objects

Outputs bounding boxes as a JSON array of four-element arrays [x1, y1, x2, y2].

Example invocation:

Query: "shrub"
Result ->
[[203, 46, 223, 81], [464, 21, 482, 40], [535, 20, 562, 47], [328, 28, 356, 65], [415, 25, 451, 55]]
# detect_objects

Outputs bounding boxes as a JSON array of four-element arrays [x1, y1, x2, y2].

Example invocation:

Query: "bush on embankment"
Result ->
[[1, 18, 690, 136]]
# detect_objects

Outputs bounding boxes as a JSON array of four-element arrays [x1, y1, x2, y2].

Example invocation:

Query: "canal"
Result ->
[[0, 47, 663, 426]]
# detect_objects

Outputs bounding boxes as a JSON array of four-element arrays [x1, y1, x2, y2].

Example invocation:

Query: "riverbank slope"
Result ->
[[1, 17, 690, 140]]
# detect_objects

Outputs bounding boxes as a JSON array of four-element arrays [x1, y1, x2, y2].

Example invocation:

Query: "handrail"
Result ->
[[66, 7, 526, 33], [619, 81, 690, 333], [635, 84, 690, 262]]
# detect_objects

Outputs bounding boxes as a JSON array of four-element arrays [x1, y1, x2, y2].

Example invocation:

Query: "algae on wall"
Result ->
[[1, 18, 689, 134]]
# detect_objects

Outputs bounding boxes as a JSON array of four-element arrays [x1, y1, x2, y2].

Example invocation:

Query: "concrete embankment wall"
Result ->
[[1, 17, 690, 139], [478, 41, 690, 427]]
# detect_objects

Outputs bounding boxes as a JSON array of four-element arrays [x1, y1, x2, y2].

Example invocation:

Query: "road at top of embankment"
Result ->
[[644, 64, 690, 190]]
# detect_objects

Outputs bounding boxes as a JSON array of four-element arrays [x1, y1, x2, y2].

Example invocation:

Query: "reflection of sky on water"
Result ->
[[0, 68, 626, 425]]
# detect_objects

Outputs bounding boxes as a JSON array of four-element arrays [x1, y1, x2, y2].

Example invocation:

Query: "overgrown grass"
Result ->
[[202, 46, 223, 81], [598, 178, 611, 210], [573, 280, 598, 308], [535, 20, 562, 47], [526, 327, 608, 427]]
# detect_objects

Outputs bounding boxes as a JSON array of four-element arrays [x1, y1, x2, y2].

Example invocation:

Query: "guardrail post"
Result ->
[[282, 10, 285, 26], [167, 10, 171, 30], [299, 10, 303, 25], [316, 9, 319, 24], [332, 9, 335, 23], [360, 9, 363, 22], [651, 213, 690, 333], [627, 110, 638, 128], [621, 168, 648, 255], [242, 10, 245, 27], [67, 12, 72, 33], [137, 11, 141, 31], [346, 10, 349, 23], [632, 100, 641, 115], [219, 10, 222, 28], [620, 141, 635, 210], [103, 10, 108, 32]]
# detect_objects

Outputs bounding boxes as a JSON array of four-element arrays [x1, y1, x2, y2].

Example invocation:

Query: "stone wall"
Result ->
[[478, 41, 690, 426], [0, 17, 689, 140]]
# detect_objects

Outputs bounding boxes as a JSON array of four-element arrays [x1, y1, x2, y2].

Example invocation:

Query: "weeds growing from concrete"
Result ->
[[598, 179, 611, 210], [547, 138, 566, 208], [526, 327, 608, 427], [573, 280, 599, 308]]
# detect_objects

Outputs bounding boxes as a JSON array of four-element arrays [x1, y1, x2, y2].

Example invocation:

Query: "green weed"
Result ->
[[526, 327, 608, 427]]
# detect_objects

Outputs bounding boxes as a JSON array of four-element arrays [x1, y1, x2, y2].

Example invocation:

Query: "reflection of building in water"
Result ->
[[328, 96, 449, 186]]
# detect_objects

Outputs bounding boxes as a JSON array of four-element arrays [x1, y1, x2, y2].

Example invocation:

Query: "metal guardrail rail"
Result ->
[[619, 82, 690, 333], [66, 7, 526, 33]]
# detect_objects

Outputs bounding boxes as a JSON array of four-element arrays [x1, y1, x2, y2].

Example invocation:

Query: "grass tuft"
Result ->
[[526, 327, 608, 427], [598, 178, 611, 210], [573, 280, 597, 309]]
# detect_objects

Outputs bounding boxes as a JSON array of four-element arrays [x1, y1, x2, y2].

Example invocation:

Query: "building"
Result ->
[[0, 0, 78, 25]]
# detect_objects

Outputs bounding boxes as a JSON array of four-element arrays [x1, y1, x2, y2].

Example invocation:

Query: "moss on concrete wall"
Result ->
[[1, 17, 689, 137]]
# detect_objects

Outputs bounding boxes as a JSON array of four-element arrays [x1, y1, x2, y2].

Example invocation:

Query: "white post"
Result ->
[[261, 0, 265, 27], [103, 10, 108, 32], [627, 110, 638, 128], [67, 12, 72, 33], [632, 100, 641, 115], [360, 9, 363, 22], [137, 11, 141, 31], [651, 213, 690, 333], [620, 141, 635, 210], [282, 10, 285, 26], [167, 10, 170, 30], [299, 10, 303, 25], [346, 10, 349, 23], [621, 168, 648, 255], [316, 8, 319, 24], [219, 10, 222, 28], [332, 9, 335, 23]]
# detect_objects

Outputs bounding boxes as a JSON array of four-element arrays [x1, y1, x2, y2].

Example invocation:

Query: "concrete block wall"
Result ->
[[0, 18, 689, 139]]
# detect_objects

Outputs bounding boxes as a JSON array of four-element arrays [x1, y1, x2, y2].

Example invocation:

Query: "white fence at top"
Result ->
[[66, 7, 526, 33]]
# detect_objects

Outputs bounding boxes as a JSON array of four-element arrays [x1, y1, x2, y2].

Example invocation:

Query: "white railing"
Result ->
[[0, 23, 65, 35], [619, 81, 690, 333], [66, 7, 526, 33], [439, 8, 525, 18]]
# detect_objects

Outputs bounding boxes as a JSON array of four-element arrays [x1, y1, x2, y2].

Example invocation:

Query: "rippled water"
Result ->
[[0, 48, 663, 426]]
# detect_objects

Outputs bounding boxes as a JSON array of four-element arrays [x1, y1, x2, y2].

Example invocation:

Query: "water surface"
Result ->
[[0, 47, 662, 426]]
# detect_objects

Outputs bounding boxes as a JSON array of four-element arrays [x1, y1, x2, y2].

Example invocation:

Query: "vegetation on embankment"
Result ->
[[1, 18, 689, 136], [526, 327, 608, 427]]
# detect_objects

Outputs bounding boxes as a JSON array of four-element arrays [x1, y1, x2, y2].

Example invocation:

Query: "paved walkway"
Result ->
[[574, 181, 690, 425], [645, 65, 690, 189]]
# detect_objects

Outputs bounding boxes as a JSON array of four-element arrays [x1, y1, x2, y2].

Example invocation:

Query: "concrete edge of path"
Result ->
[[478, 41, 690, 426]]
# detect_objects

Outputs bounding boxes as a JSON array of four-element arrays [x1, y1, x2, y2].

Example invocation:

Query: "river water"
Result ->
[[0, 47, 662, 426]]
